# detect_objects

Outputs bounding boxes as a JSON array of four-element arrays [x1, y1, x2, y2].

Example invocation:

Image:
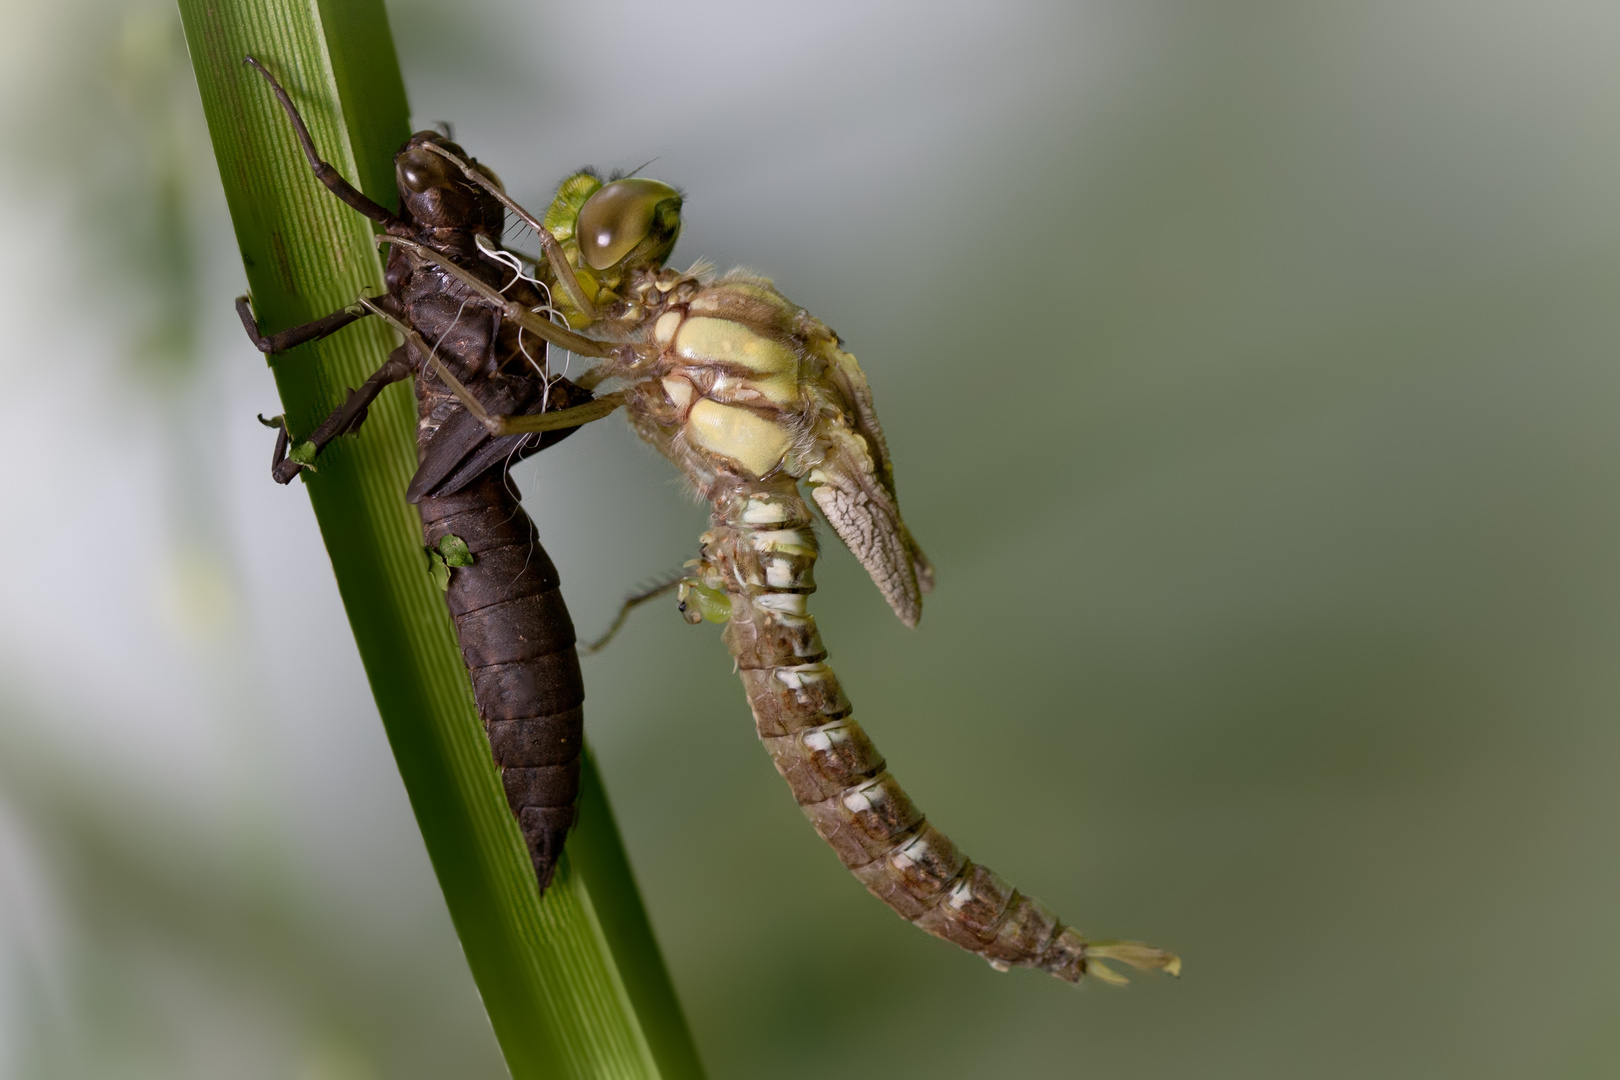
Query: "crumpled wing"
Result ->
[[804, 333, 934, 626]]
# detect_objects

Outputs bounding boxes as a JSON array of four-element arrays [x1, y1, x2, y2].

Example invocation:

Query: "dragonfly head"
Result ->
[[577, 177, 683, 272], [544, 170, 682, 283], [394, 133, 505, 234]]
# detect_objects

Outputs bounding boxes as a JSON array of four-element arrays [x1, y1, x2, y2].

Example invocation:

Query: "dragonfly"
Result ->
[[241, 56, 1179, 986]]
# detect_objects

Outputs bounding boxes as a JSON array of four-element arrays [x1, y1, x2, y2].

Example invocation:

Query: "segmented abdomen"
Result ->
[[705, 478, 1115, 982], [418, 472, 583, 890]]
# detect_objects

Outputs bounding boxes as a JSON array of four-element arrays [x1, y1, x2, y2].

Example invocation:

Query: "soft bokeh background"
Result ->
[[3, 1, 1619, 1076]]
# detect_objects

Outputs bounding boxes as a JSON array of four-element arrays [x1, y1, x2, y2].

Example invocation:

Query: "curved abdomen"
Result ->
[[418, 472, 583, 891], [704, 479, 1177, 983]]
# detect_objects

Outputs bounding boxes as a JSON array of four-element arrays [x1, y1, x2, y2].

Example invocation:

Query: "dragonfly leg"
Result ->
[[485, 393, 626, 436], [378, 236, 621, 361], [237, 295, 373, 355], [352, 294, 627, 437], [578, 574, 685, 654], [243, 57, 398, 227], [266, 345, 414, 484]]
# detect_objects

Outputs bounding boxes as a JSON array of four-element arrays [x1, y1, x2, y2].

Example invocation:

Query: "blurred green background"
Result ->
[[3, 1, 1619, 1076]]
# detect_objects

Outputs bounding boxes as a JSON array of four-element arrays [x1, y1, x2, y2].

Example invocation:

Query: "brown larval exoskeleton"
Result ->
[[237, 58, 595, 895]]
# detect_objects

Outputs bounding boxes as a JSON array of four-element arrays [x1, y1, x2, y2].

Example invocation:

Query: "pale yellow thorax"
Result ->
[[674, 317, 797, 376], [656, 309, 803, 478], [685, 399, 794, 478]]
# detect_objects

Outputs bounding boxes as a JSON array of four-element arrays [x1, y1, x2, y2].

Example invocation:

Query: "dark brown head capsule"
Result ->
[[394, 133, 505, 234]]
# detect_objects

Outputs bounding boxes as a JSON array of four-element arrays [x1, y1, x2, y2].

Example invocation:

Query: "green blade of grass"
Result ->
[[176, 2, 703, 1076]]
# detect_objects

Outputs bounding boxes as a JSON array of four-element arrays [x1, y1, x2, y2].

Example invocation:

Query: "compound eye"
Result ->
[[577, 178, 681, 270], [397, 150, 450, 193]]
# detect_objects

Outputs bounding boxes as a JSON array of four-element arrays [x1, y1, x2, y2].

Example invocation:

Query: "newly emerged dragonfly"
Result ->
[[241, 57, 1179, 986]]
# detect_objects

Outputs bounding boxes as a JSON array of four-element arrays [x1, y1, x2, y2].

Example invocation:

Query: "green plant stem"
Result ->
[[176, 2, 703, 1076]]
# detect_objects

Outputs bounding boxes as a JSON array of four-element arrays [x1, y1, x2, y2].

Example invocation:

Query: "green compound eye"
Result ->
[[576, 177, 682, 270]]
